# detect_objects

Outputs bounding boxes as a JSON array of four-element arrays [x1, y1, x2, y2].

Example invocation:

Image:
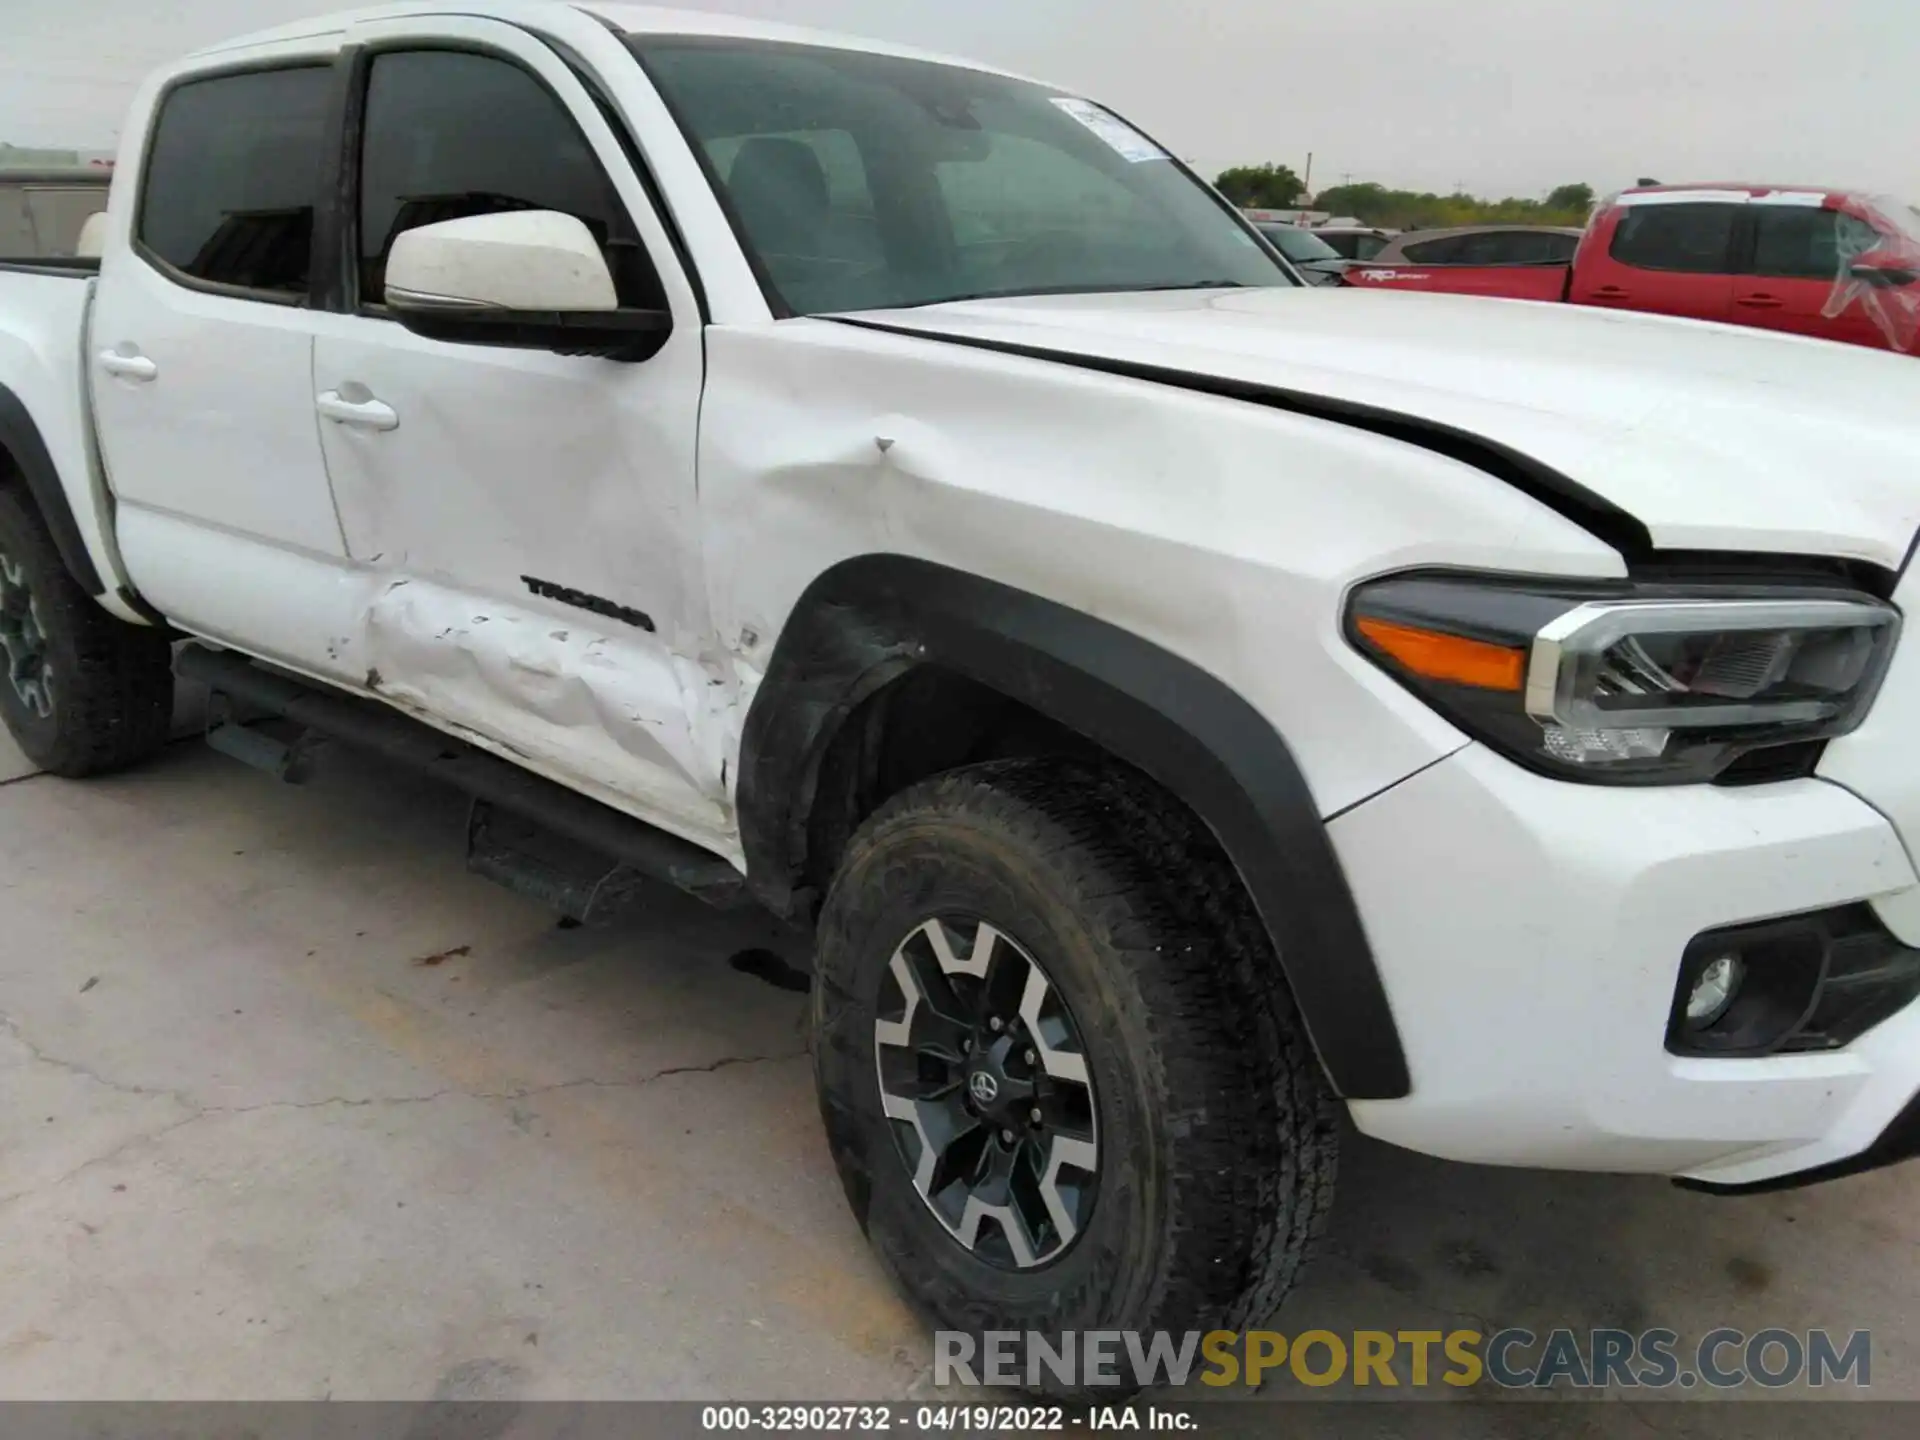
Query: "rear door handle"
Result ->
[[1736, 294, 1784, 309], [316, 389, 399, 432], [98, 349, 157, 382], [1590, 285, 1631, 301]]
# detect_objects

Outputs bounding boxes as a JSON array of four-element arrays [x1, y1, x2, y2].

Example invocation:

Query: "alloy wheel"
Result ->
[[0, 550, 53, 719], [873, 916, 1099, 1270]]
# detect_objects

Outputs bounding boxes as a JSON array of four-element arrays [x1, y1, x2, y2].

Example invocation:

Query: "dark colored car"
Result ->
[[1254, 223, 1348, 286], [1312, 226, 1396, 261]]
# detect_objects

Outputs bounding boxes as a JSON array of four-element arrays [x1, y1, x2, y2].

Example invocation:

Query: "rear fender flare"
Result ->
[[0, 382, 103, 594]]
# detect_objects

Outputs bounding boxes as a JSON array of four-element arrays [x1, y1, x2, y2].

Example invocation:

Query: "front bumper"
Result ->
[[1676, 1086, 1920, 1193], [1330, 742, 1920, 1186]]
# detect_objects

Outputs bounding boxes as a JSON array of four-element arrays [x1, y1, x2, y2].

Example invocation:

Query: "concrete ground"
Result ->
[[2, 702, 1917, 1417]]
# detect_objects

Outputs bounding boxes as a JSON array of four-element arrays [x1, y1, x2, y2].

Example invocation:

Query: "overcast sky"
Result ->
[[4, 0, 1915, 200]]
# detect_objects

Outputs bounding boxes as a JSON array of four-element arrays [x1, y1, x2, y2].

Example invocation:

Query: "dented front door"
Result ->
[[308, 18, 732, 853]]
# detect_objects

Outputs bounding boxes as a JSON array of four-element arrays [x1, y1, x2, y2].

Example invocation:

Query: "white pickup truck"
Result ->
[[6, 0, 1920, 1377]]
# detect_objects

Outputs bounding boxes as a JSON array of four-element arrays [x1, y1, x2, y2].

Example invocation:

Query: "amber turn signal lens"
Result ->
[[1354, 617, 1526, 692]]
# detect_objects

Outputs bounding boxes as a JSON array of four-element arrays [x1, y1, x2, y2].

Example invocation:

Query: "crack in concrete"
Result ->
[[1, 1012, 195, 1103], [1620, 1397, 1687, 1434], [0, 1113, 203, 1213], [0, 1011, 807, 1211], [211, 1048, 813, 1116]]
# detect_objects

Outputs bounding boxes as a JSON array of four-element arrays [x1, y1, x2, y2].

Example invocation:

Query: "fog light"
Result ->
[[1685, 953, 1743, 1027]]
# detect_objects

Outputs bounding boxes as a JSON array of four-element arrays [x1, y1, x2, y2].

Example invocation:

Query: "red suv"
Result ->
[[1350, 185, 1920, 355]]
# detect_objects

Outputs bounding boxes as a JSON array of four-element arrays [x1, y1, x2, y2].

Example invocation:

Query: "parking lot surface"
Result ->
[[2, 715, 1918, 1422]]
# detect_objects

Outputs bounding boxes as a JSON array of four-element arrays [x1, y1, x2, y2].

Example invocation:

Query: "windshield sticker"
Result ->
[[1050, 97, 1167, 163]]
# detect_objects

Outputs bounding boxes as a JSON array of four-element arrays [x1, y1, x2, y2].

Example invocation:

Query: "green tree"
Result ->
[[1306, 179, 1592, 230], [1546, 183, 1595, 212], [1214, 163, 1305, 209]]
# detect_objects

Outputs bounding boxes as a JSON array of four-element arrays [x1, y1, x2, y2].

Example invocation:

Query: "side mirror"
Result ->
[[383, 210, 669, 359], [1848, 253, 1919, 289]]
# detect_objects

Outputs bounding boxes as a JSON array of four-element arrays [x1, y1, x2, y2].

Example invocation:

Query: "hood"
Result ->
[[846, 287, 1920, 572]]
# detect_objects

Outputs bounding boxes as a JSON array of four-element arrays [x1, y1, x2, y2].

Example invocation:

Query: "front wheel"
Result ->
[[812, 760, 1337, 1394]]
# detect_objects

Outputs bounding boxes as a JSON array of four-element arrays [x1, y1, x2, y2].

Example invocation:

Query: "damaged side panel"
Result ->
[[358, 576, 736, 849], [698, 318, 1625, 830]]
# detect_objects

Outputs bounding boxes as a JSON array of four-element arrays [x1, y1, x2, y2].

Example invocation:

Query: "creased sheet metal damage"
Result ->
[[359, 575, 740, 855]]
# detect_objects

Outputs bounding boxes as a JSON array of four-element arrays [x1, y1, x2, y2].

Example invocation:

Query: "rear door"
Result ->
[[1737, 201, 1892, 350], [1570, 200, 1739, 324], [90, 48, 357, 672]]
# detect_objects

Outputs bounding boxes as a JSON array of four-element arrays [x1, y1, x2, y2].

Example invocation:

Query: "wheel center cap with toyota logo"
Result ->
[[968, 1070, 1001, 1105]]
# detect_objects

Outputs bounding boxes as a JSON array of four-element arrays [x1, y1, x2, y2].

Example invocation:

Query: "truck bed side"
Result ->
[[0, 264, 141, 620]]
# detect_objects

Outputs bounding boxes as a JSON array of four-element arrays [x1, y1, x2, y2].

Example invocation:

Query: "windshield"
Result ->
[[1258, 225, 1341, 263], [631, 37, 1293, 314]]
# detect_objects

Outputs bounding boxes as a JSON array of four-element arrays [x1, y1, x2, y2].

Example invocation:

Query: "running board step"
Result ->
[[467, 799, 658, 925], [176, 644, 748, 911], [204, 690, 326, 783]]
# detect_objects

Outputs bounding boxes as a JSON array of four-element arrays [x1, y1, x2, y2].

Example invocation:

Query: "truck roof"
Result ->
[[191, 1, 1032, 80]]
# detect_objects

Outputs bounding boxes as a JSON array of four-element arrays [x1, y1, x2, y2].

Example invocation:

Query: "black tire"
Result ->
[[0, 485, 173, 776], [813, 758, 1337, 1396]]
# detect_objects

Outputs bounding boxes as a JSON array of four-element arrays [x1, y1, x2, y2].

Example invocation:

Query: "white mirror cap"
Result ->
[[384, 210, 617, 311], [74, 211, 109, 259]]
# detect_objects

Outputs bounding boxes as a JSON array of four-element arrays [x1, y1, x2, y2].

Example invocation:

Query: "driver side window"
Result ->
[[356, 48, 665, 310]]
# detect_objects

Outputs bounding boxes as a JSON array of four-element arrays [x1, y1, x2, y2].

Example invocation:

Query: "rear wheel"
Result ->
[[812, 759, 1337, 1395], [0, 486, 172, 775]]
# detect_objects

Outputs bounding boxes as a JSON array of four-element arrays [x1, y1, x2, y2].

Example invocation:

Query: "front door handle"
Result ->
[[98, 349, 157, 382], [1590, 285, 1631, 302], [1735, 294, 1784, 309], [316, 389, 399, 432]]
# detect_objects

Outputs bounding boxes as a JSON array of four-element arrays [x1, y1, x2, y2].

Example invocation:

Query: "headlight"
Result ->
[[1347, 574, 1900, 783]]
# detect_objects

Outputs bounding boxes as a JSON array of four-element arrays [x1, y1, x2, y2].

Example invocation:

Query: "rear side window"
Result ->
[[1608, 203, 1737, 273], [356, 50, 662, 308], [1453, 232, 1508, 264], [137, 66, 333, 298], [1750, 206, 1882, 279], [1400, 235, 1467, 264], [1474, 230, 1576, 264]]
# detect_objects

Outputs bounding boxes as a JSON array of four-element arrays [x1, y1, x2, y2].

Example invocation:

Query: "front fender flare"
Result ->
[[738, 554, 1411, 1100]]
